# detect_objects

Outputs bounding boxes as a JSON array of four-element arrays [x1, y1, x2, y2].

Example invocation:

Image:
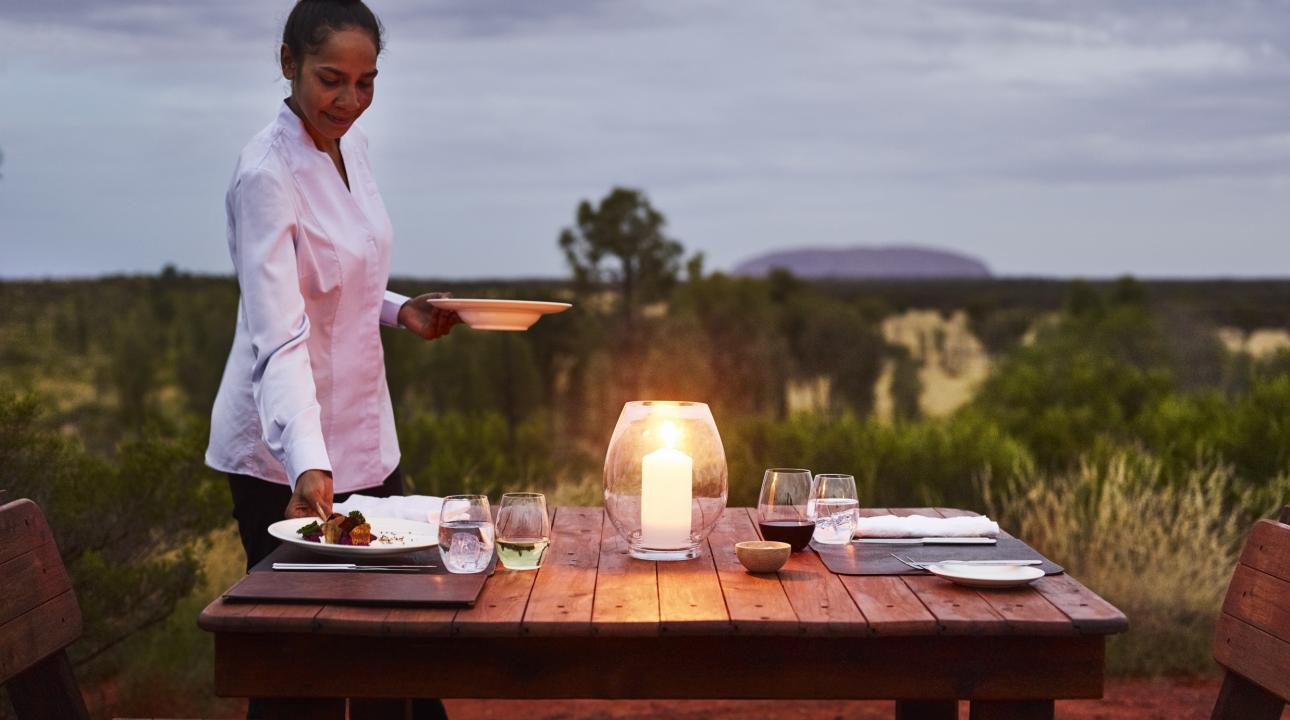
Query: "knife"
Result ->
[[272, 562, 437, 572], [854, 537, 997, 545]]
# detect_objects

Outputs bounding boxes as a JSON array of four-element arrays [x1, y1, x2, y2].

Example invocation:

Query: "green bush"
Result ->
[[0, 392, 225, 666], [723, 412, 1032, 509]]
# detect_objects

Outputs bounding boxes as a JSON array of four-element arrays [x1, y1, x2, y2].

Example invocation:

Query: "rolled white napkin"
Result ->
[[332, 494, 443, 525], [854, 514, 999, 538]]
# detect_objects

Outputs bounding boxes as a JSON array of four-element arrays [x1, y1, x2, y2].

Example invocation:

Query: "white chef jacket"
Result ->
[[206, 101, 409, 493]]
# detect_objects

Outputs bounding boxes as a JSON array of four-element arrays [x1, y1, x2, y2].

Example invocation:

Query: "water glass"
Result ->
[[810, 473, 859, 545], [496, 492, 551, 571], [756, 468, 814, 551], [438, 495, 495, 574]]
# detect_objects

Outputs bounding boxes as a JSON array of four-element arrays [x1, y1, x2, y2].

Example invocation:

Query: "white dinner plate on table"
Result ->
[[428, 298, 572, 331], [924, 562, 1045, 589], [268, 517, 439, 558]]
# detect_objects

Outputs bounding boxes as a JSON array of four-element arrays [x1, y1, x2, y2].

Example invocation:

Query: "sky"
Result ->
[[1, 0, 1288, 279]]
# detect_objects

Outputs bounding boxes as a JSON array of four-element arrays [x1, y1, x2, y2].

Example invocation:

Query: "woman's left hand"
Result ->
[[398, 292, 463, 341]]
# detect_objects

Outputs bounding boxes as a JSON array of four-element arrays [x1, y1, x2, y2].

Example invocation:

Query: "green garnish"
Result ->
[[297, 521, 321, 536], [347, 510, 366, 524]]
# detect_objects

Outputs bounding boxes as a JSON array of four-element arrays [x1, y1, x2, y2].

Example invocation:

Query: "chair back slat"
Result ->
[[0, 500, 82, 685], [1212, 516, 1290, 710]]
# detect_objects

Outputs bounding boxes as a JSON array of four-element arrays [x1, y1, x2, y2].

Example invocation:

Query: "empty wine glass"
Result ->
[[757, 468, 814, 551], [438, 495, 494, 574], [495, 492, 551, 571], [810, 473, 858, 545]]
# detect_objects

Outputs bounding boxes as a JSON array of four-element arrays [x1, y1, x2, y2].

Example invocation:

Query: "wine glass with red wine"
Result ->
[[757, 468, 814, 551]]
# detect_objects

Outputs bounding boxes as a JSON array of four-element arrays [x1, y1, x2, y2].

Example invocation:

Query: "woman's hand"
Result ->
[[398, 292, 463, 341], [286, 469, 334, 519]]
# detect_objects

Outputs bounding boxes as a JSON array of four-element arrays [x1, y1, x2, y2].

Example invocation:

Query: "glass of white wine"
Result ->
[[495, 492, 550, 571]]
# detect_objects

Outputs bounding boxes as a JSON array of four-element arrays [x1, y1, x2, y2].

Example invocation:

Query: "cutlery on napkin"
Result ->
[[855, 536, 997, 545], [272, 562, 437, 573]]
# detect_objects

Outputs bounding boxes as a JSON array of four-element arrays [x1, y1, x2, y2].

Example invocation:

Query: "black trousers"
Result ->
[[227, 468, 448, 720]]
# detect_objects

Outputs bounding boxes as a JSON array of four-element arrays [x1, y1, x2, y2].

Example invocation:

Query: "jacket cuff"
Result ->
[[284, 438, 332, 493], [380, 290, 410, 328]]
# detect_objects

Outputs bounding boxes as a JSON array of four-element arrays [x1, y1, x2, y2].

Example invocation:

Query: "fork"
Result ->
[[890, 554, 1042, 570]]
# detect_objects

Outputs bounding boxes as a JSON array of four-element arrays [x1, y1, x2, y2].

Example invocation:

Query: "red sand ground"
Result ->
[[101, 675, 1290, 719], [441, 676, 1290, 720], [441, 681, 1290, 717]]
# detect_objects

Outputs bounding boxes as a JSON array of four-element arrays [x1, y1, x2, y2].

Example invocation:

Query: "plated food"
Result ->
[[268, 516, 439, 557], [427, 298, 571, 331], [297, 510, 372, 546]]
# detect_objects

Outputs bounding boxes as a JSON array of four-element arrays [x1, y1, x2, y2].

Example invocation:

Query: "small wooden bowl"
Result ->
[[735, 540, 791, 573]]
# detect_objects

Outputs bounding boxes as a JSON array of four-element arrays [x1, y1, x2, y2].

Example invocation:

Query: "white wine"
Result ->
[[496, 537, 550, 570]]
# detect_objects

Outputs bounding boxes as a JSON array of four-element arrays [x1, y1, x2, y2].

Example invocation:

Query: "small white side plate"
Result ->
[[268, 517, 439, 558], [924, 562, 1045, 589], [428, 298, 572, 331]]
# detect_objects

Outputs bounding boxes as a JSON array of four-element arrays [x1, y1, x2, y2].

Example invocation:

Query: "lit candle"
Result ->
[[640, 421, 692, 549]]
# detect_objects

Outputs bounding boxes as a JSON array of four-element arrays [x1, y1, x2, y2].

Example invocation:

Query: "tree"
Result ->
[[558, 187, 685, 327], [0, 392, 224, 666]]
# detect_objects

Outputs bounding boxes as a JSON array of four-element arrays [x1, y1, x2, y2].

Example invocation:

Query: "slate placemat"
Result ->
[[811, 534, 1064, 576], [223, 542, 492, 607]]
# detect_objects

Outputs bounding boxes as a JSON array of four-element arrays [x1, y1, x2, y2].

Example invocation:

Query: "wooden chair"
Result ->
[[1210, 505, 1290, 720], [0, 498, 91, 720]]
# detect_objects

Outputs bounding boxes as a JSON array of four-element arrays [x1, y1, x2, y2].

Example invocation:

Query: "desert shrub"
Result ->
[[987, 451, 1290, 674], [0, 391, 226, 666], [396, 409, 575, 497]]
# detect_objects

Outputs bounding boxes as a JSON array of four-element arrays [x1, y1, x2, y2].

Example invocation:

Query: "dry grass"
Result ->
[[987, 452, 1290, 674]]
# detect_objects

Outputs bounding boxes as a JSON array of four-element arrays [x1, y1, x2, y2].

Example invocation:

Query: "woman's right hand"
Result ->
[[286, 469, 334, 519]]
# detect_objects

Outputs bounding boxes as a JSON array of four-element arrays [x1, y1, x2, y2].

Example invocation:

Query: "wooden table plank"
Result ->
[[1030, 574, 1128, 634], [453, 565, 538, 637], [522, 506, 602, 636], [239, 603, 325, 633], [974, 587, 1079, 636], [453, 504, 552, 637], [745, 509, 870, 636], [836, 575, 939, 636], [657, 540, 731, 635], [592, 512, 660, 636], [902, 575, 1009, 635], [378, 607, 458, 637], [707, 508, 800, 635], [936, 507, 981, 517], [313, 606, 393, 636]]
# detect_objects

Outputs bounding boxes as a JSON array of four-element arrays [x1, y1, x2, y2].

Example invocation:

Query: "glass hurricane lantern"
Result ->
[[603, 401, 728, 561]]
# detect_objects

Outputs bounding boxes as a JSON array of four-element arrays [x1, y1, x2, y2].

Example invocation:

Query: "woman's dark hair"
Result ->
[[282, 0, 384, 60]]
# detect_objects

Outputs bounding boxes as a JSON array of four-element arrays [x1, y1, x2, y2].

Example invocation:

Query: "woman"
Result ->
[[206, 0, 457, 573], [207, 2, 454, 718]]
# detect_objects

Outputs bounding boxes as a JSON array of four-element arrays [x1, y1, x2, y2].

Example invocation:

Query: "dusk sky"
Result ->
[[2, 0, 1288, 279]]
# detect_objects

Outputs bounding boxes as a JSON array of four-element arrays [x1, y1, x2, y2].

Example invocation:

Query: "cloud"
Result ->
[[1, 1, 1288, 278]]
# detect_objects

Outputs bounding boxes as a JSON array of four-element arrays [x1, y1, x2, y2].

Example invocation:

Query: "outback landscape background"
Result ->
[[2, 187, 1289, 717]]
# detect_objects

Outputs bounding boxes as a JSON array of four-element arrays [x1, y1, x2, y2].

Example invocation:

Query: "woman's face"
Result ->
[[281, 27, 378, 144]]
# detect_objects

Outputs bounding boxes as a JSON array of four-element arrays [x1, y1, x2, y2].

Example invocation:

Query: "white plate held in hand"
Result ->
[[924, 562, 1045, 589], [268, 517, 439, 558], [428, 299, 571, 331]]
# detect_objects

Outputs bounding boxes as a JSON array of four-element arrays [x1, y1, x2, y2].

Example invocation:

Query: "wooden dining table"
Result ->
[[198, 506, 1128, 720]]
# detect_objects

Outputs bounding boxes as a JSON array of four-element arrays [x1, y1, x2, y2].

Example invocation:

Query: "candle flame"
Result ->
[[660, 420, 681, 449]]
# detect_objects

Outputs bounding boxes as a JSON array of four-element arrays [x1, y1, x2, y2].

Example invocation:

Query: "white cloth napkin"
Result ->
[[854, 514, 1000, 538], [332, 494, 442, 525]]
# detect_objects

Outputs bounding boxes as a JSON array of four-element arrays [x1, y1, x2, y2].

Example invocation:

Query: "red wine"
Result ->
[[759, 520, 815, 551]]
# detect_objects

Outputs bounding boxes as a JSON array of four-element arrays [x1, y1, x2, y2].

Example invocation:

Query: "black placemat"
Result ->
[[811, 534, 1064, 576], [223, 542, 493, 607]]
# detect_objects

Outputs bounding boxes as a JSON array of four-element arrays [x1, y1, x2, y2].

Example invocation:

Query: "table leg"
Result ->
[[895, 699, 957, 720], [968, 699, 1055, 720], [260, 698, 345, 720]]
